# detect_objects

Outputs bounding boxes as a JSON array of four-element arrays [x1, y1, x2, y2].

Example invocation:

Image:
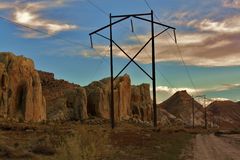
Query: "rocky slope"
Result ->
[[0, 52, 46, 122], [159, 90, 204, 126], [207, 100, 240, 128], [38, 71, 88, 121], [157, 108, 183, 127]]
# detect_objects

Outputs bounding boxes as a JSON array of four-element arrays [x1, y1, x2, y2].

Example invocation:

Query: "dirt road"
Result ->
[[193, 134, 240, 160]]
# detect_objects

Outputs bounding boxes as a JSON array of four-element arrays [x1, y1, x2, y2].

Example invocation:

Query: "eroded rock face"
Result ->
[[85, 74, 131, 121], [131, 84, 152, 121], [0, 52, 46, 122], [38, 71, 88, 121]]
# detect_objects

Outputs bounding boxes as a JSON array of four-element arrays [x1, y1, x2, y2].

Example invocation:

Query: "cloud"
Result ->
[[189, 16, 240, 33], [84, 30, 240, 67], [209, 97, 231, 101], [155, 86, 197, 95], [154, 84, 240, 104], [13, 9, 78, 35], [84, 11, 240, 67], [219, 83, 240, 91], [0, 1, 78, 38], [223, 0, 240, 8], [155, 83, 240, 95], [197, 97, 231, 106], [0, 2, 13, 9]]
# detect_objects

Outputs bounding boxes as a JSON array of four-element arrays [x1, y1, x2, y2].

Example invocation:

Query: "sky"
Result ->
[[0, 0, 239, 103]]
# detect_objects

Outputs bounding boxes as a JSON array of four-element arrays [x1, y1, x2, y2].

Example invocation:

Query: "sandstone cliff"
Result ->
[[38, 71, 88, 121], [0, 52, 46, 122], [85, 75, 182, 124], [85, 74, 131, 121], [131, 83, 181, 126], [159, 90, 204, 126], [39, 71, 154, 122], [131, 84, 152, 121]]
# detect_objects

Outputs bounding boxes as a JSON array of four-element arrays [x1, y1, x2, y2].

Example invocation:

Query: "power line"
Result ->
[[0, 16, 90, 48], [122, 26, 177, 91], [90, 11, 173, 128], [86, 0, 108, 16], [0, 15, 110, 83], [86, 0, 177, 91], [131, 32, 177, 91], [143, 0, 175, 42], [126, 11, 176, 91], [175, 44, 198, 92], [88, 52, 108, 82], [143, 0, 198, 94], [143, 0, 152, 11]]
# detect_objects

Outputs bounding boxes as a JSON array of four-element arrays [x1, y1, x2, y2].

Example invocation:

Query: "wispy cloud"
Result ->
[[155, 83, 240, 104], [223, 0, 240, 8], [198, 97, 231, 106], [83, 11, 240, 67], [155, 86, 197, 95], [189, 16, 240, 33], [83, 30, 240, 67], [0, 1, 78, 38], [0, 2, 13, 9], [155, 83, 240, 95]]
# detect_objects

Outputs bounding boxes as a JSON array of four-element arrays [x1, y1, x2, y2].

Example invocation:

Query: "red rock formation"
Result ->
[[131, 84, 182, 126], [39, 71, 154, 122], [0, 52, 46, 122], [131, 84, 152, 121], [38, 71, 88, 121], [85, 74, 131, 121]]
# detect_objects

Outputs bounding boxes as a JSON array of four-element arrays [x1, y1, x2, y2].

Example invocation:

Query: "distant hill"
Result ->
[[159, 90, 204, 127], [207, 100, 240, 129]]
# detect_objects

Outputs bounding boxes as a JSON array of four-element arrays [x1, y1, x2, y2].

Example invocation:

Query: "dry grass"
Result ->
[[109, 128, 193, 160], [31, 145, 56, 156], [0, 144, 34, 159], [0, 121, 193, 160], [50, 127, 108, 160], [0, 122, 110, 160]]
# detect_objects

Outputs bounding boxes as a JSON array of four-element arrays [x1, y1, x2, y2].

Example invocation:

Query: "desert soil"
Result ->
[[193, 133, 240, 160]]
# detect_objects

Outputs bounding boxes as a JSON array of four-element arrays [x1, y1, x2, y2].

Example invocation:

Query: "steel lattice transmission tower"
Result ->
[[89, 11, 176, 128]]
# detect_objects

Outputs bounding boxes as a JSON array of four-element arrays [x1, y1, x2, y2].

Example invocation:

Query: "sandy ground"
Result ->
[[193, 134, 240, 160]]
